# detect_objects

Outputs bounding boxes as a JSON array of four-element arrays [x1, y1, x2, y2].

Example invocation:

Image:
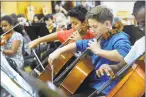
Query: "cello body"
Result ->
[[107, 63, 145, 97], [59, 58, 94, 95], [39, 53, 75, 82]]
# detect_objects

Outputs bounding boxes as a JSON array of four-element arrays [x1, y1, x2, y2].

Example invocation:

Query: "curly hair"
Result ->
[[67, 5, 87, 22]]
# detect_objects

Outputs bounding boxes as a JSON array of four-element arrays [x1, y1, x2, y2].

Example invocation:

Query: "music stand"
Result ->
[[31, 23, 46, 26], [24, 24, 50, 71], [24, 26, 38, 41], [38, 25, 49, 37], [26, 23, 49, 38]]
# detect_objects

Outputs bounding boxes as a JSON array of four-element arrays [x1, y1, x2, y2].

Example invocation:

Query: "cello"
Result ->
[[39, 21, 89, 82], [106, 56, 145, 97], [53, 21, 124, 95], [88, 53, 145, 97]]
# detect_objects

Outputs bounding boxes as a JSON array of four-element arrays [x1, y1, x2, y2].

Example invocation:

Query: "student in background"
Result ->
[[1, 15, 24, 71], [54, 12, 69, 31], [28, 5, 95, 49], [32, 14, 41, 23], [44, 14, 56, 34]]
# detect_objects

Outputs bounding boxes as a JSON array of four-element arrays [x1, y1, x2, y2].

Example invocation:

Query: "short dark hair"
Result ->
[[33, 14, 41, 20], [44, 14, 53, 21], [86, 5, 113, 24], [67, 5, 87, 22], [1, 15, 15, 26], [10, 13, 17, 20], [17, 14, 25, 18], [133, 1, 145, 16]]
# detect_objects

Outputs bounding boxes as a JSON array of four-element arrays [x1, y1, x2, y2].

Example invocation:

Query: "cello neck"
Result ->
[[58, 38, 71, 48]]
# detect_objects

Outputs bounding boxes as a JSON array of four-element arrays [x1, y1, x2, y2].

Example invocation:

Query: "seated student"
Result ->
[[1, 15, 24, 71], [28, 5, 95, 49], [48, 5, 131, 97], [54, 3, 68, 15], [96, 1, 145, 80], [40, 14, 61, 60], [17, 14, 30, 26], [55, 12, 69, 31], [44, 14, 56, 34], [32, 14, 41, 23], [44, 14, 61, 48]]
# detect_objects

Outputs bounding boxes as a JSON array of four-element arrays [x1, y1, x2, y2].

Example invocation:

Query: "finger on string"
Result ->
[[100, 68, 104, 76], [104, 69, 110, 77], [109, 69, 115, 78], [49, 58, 51, 64], [96, 70, 101, 78]]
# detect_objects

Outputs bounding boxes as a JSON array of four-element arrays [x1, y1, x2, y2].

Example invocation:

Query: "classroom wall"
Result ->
[[1, 2, 18, 15], [1, 1, 52, 17]]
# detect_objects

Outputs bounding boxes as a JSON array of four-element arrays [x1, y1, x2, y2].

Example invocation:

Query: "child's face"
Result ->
[[46, 18, 53, 26], [33, 16, 39, 23], [1, 20, 13, 33], [88, 18, 108, 38], [70, 17, 82, 31], [134, 8, 145, 32]]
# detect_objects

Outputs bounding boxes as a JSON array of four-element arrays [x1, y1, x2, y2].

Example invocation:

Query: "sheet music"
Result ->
[[1, 52, 34, 97], [124, 36, 145, 65]]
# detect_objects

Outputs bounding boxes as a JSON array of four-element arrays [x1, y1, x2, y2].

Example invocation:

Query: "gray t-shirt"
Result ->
[[2, 31, 24, 68]]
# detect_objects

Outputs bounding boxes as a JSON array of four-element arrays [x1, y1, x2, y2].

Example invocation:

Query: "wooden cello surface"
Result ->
[[59, 58, 94, 95], [57, 21, 124, 95], [39, 53, 75, 82], [107, 63, 145, 97], [53, 53, 74, 76], [39, 20, 89, 82], [39, 67, 52, 82]]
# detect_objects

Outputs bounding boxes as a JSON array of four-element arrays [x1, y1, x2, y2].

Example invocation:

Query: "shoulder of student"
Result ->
[[111, 31, 130, 41]]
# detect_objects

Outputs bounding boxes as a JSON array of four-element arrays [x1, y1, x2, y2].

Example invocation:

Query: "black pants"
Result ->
[[69, 87, 105, 97]]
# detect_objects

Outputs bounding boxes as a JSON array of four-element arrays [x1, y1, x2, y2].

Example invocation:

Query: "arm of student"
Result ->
[[3, 40, 21, 56], [48, 42, 76, 65], [88, 35, 131, 62], [96, 50, 124, 62], [28, 32, 58, 48], [60, 6, 68, 15]]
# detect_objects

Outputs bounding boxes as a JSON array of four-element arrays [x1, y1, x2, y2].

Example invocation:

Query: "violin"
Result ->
[[0, 31, 13, 46], [0, 22, 24, 46]]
